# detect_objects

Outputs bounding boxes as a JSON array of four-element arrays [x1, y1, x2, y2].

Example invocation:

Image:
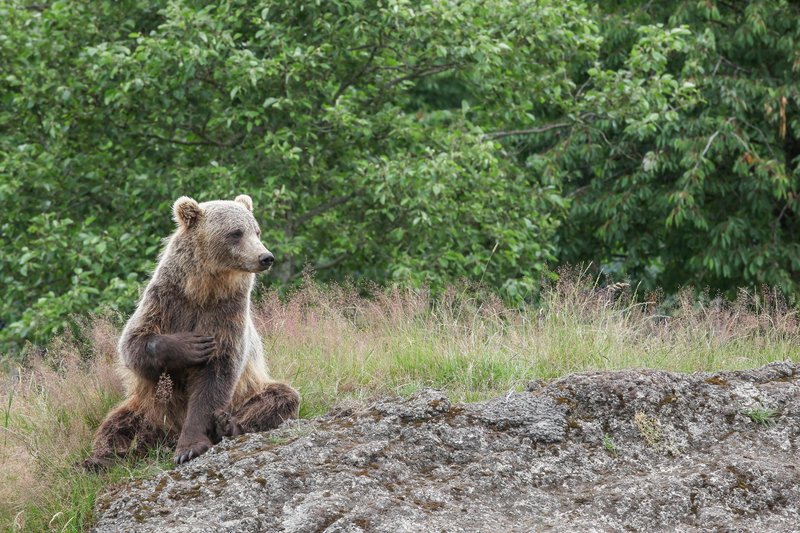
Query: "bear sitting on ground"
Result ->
[[84, 194, 300, 468]]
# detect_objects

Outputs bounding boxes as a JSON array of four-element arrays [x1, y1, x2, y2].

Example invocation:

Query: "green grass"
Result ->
[[2, 449, 172, 532], [2, 274, 799, 530], [742, 406, 778, 427], [602, 434, 618, 456]]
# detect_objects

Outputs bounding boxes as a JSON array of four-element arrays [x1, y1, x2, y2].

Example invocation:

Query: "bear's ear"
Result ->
[[173, 196, 203, 229], [235, 194, 253, 212]]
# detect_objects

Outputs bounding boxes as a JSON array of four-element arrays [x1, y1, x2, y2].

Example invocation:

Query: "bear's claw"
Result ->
[[174, 450, 194, 464], [174, 438, 211, 465]]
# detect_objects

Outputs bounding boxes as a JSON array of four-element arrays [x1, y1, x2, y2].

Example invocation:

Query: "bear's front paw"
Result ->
[[174, 436, 212, 465]]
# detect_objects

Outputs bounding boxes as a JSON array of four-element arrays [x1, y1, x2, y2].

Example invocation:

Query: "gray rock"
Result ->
[[93, 362, 800, 532]]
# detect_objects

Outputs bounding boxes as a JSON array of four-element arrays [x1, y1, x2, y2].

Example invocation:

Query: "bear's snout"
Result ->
[[258, 252, 275, 270]]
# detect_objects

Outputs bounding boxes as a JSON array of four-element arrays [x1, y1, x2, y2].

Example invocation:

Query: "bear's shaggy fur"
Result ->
[[84, 195, 300, 468]]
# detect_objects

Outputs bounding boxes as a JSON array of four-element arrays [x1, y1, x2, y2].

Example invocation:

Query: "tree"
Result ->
[[0, 0, 605, 348], [545, 1, 800, 297]]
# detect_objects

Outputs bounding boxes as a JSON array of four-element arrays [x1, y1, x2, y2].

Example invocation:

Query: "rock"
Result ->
[[93, 362, 800, 532], [372, 388, 451, 420]]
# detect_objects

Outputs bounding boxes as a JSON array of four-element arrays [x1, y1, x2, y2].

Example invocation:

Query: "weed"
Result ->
[[2, 378, 13, 446], [602, 434, 618, 456], [634, 412, 662, 448]]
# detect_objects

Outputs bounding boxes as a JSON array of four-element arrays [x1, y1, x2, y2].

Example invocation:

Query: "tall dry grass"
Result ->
[[2, 271, 799, 530], [0, 319, 175, 531], [262, 272, 800, 415]]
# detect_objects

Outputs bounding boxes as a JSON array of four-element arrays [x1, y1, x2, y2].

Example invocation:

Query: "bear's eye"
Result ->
[[256, 229, 261, 237], [228, 229, 244, 239]]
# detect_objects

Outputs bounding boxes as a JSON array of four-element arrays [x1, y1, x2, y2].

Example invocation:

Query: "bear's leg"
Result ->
[[174, 356, 239, 464], [82, 404, 166, 471], [220, 383, 300, 436]]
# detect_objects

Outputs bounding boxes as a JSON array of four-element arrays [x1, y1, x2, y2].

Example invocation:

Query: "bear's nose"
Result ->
[[259, 252, 275, 268]]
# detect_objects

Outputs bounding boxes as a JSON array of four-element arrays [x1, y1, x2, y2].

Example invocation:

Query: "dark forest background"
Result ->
[[2, 1, 799, 348]]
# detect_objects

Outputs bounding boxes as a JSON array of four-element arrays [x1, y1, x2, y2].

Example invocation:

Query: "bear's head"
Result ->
[[172, 194, 274, 274]]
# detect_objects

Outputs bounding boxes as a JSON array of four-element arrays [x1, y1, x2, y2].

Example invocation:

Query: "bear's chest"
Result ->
[[160, 293, 247, 338]]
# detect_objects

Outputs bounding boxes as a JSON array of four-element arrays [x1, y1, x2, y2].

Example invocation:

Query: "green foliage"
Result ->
[[602, 433, 618, 456], [2, 1, 798, 350], [742, 406, 778, 427], [0, 0, 607, 350], [549, 1, 800, 296]]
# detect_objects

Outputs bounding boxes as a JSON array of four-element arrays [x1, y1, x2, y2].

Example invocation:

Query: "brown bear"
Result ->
[[84, 194, 300, 469]]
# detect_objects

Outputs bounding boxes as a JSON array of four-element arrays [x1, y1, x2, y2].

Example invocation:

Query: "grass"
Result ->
[[634, 411, 663, 449], [2, 270, 800, 530], [602, 434, 618, 456], [742, 406, 778, 427]]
